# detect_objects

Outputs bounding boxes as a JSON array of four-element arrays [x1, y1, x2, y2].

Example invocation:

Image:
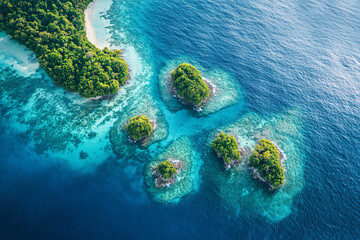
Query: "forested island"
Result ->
[[0, 0, 128, 97], [211, 132, 241, 169], [154, 160, 181, 187], [171, 63, 213, 110], [249, 139, 285, 189], [145, 137, 196, 203], [126, 115, 154, 143]]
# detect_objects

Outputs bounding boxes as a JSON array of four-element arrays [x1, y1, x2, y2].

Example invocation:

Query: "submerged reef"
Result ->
[[159, 58, 241, 116], [109, 95, 168, 158], [205, 109, 305, 222], [145, 137, 201, 203], [0, 9, 160, 172]]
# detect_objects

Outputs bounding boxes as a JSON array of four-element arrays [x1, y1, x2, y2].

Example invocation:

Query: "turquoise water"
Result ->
[[1, 0, 360, 238], [145, 137, 203, 203], [205, 109, 305, 221]]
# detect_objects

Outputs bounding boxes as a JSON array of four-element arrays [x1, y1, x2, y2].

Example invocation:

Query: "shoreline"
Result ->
[[0, 32, 40, 76], [84, 0, 131, 96], [213, 148, 242, 170], [84, 0, 106, 49]]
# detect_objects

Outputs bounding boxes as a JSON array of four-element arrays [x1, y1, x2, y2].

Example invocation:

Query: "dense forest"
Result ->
[[171, 63, 210, 105], [157, 161, 176, 180], [0, 0, 128, 97], [249, 139, 285, 189], [126, 115, 153, 141], [211, 132, 241, 164]]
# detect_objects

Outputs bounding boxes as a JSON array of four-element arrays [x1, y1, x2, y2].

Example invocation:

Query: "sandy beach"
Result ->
[[0, 32, 39, 76], [84, 0, 106, 49]]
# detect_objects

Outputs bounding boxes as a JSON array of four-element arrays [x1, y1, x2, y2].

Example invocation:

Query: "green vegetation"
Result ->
[[126, 115, 153, 141], [157, 160, 176, 180], [0, 0, 128, 97], [249, 139, 285, 189], [211, 132, 241, 164], [171, 63, 210, 105]]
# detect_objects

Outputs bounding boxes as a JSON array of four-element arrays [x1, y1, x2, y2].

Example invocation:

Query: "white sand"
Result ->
[[0, 32, 39, 76], [84, 0, 106, 49]]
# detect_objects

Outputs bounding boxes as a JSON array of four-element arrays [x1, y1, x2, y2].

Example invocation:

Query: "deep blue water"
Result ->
[[1, 0, 360, 239]]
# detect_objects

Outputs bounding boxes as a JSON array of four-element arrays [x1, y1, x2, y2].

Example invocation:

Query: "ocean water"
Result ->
[[0, 0, 360, 239], [145, 136, 203, 204]]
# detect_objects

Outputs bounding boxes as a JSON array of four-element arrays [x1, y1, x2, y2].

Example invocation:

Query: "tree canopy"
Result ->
[[0, 0, 128, 97], [249, 139, 285, 189], [157, 160, 176, 180], [126, 115, 153, 141], [211, 132, 241, 164], [171, 63, 210, 105]]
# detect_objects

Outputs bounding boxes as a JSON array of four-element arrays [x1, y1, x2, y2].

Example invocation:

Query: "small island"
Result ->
[[249, 139, 285, 190], [171, 63, 214, 110], [211, 132, 241, 169], [154, 160, 181, 187], [145, 137, 198, 203], [126, 115, 154, 144]]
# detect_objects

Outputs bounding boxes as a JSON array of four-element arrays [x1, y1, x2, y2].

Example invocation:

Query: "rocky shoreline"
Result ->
[[249, 144, 286, 190], [154, 159, 182, 187], [214, 148, 242, 170], [169, 75, 216, 111]]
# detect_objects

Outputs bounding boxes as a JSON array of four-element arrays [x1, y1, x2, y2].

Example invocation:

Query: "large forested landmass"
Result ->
[[0, 0, 128, 97], [249, 139, 285, 189], [171, 63, 210, 105], [211, 132, 241, 164]]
